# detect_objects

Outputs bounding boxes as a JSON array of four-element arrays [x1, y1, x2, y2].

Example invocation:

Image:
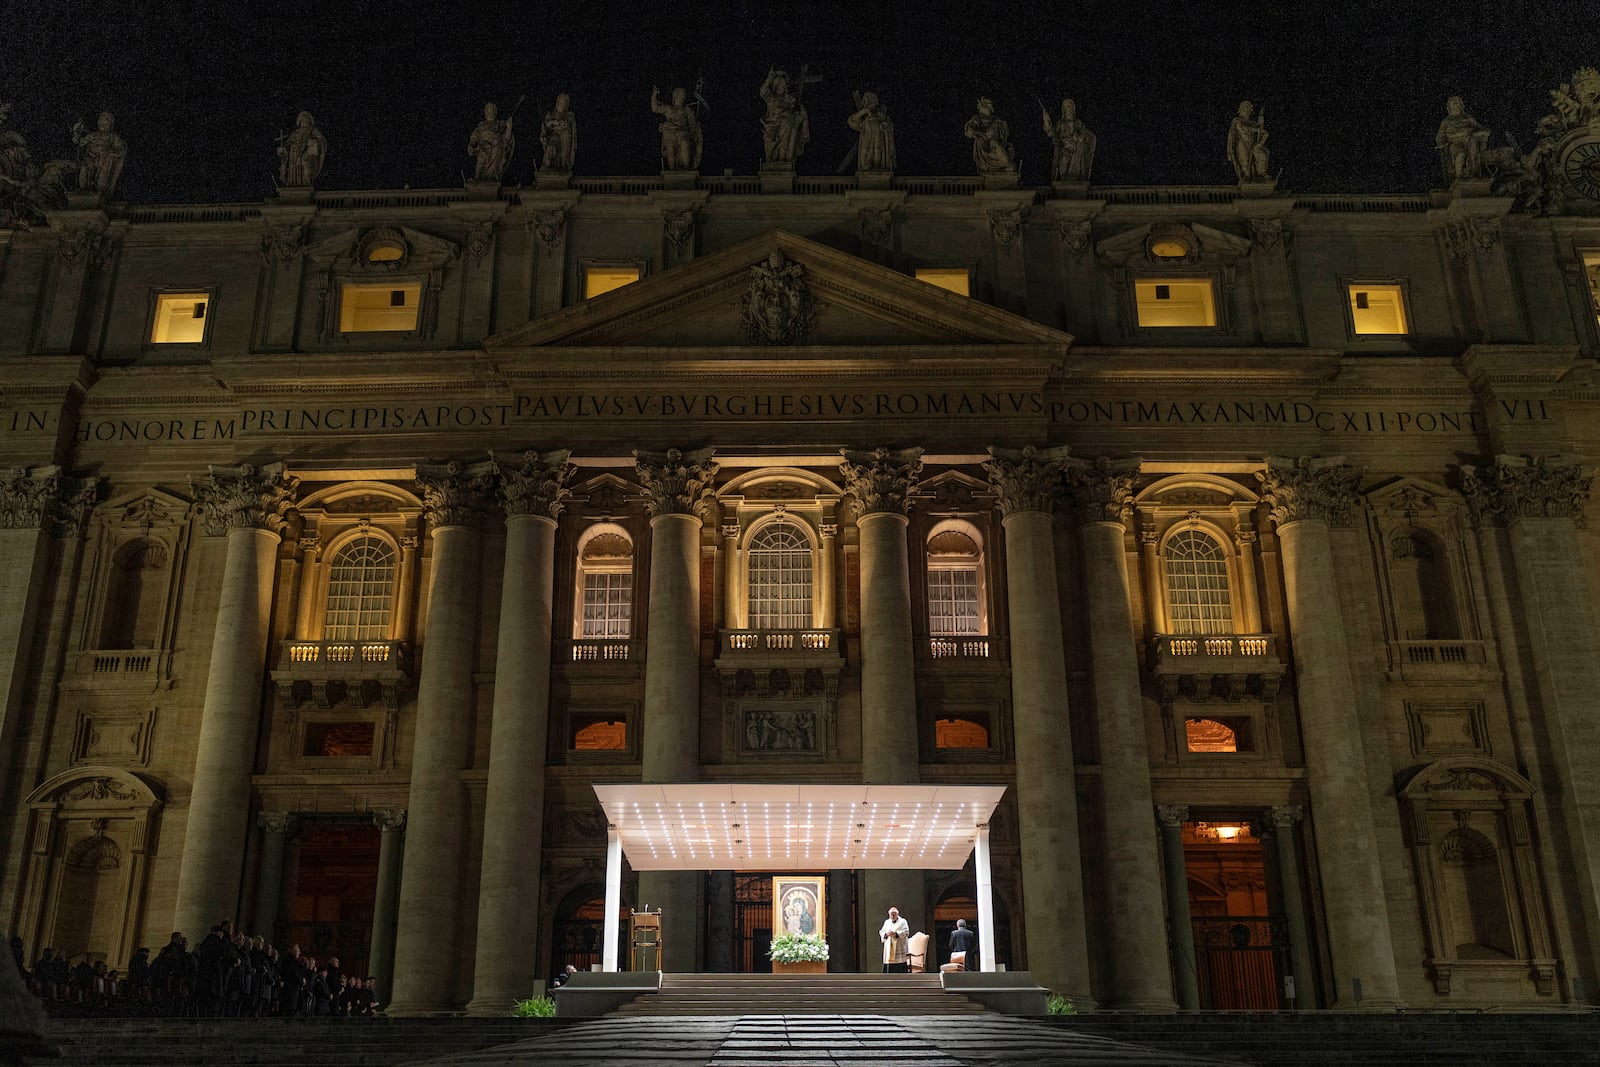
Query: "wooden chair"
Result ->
[[906, 931, 929, 973], [939, 950, 967, 974]]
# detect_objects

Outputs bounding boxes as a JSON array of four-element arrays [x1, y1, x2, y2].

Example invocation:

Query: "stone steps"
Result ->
[[36, 1018, 573, 1067], [609, 972, 990, 1016], [1055, 1012, 1600, 1066]]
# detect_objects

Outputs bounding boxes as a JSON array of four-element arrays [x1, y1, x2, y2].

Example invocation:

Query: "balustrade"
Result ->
[[1148, 633, 1284, 703], [720, 629, 839, 655]]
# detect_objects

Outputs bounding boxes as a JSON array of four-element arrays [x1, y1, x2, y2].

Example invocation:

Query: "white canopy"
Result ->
[[592, 782, 1006, 871], [593, 782, 1005, 973]]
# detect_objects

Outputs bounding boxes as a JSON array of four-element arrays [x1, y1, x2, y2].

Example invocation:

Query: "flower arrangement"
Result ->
[[768, 932, 830, 963]]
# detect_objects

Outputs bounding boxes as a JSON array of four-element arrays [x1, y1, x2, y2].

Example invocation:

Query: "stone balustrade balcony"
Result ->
[[714, 629, 843, 704], [1386, 638, 1492, 682], [271, 638, 413, 710], [566, 638, 641, 662], [73, 649, 174, 680], [719, 629, 841, 658], [1148, 633, 1285, 703], [924, 635, 1007, 662]]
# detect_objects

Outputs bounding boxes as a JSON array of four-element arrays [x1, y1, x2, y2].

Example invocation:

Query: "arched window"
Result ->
[[1165, 529, 1233, 635], [747, 522, 812, 629], [576, 527, 633, 639], [322, 536, 397, 641], [926, 526, 985, 636], [101, 539, 168, 649], [1390, 528, 1462, 640]]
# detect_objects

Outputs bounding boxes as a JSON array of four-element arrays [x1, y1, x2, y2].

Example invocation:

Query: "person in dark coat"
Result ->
[[949, 918, 977, 970], [279, 945, 306, 1017]]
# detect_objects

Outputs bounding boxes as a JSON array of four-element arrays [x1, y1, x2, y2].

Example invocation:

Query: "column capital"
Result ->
[[1256, 455, 1361, 528], [1461, 453, 1593, 527], [192, 462, 298, 536], [820, 522, 839, 538], [984, 444, 1072, 516], [375, 808, 408, 832], [720, 523, 741, 540], [416, 460, 494, 529], [633, 446, 719, 516], [1061, 455, 1140, 527], [489, 449, 574, 519], [840, 446, 923, 516], [1266, 803, 1304, 829], [1155, 804, 1190, 828], [0, 465, 101, 536], [256, 811, 297, 834]]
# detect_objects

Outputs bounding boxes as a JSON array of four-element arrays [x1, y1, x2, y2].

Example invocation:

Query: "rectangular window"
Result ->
[[927, 567, 981, 636], [915, 268, 971, 297], [150, 292, 210, 344], [1348, 283, 1409, 335], [581, 571, 632, 638], [1134, 277, 1216, 327], [339, 282, 422, 332], [584, 266, 641, 299]]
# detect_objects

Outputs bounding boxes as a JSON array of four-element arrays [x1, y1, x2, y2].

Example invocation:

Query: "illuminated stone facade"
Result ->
[[3, 160, 1600, 1016]]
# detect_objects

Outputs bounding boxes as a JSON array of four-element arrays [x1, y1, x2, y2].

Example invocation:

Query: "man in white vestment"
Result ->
[[879, 906, 910, 973]]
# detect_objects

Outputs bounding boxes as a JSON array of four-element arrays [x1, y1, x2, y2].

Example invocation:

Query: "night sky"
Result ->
[[5, 0, 1590, 203]]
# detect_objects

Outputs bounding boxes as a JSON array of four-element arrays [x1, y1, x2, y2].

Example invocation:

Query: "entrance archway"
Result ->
[[933, 888, 1011, 971], [549, 884, 627, 979]]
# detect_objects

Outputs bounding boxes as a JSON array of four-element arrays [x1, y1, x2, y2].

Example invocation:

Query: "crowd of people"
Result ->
[[8, 921, 382, 1018]]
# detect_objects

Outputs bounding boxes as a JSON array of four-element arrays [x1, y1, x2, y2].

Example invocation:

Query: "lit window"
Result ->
[[747, 521, 813, 630], [935, 717, 990, 749], [151, 292, 209, 344], [915, 268, 970, 296], [1348, 283, 1409, 335], [576, 527, 633, 638], [365, 241, 405, 264], [340, 282, 422, 332], [1165, 529, 1232, 635], [1134, 277, 1216, 327], [1185, 717, 1254, 753], [1583, 253, 1600, 332], [322, 536, 396, 641], [304, 722, 376, 758], [571, 715, 627, 751], [927, 527, 984, 636], [584, 266, 641, 299]]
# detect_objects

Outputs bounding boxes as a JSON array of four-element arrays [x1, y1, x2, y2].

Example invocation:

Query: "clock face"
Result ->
[[1561, 137, 1600, 201]]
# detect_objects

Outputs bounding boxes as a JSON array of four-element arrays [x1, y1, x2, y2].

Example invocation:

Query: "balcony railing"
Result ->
[[721, 629, 840, 655], [1392, 640, 1486, 666], [1149, 633, 1284, 702], [928, 636, 996, 660], [273, 639, 413, 709], [85, 650, 155, 674], [569, 639, 638, 662]]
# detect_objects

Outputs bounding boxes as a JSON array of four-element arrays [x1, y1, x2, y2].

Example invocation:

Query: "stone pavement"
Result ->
[[422, 1013, 1246, 1066]]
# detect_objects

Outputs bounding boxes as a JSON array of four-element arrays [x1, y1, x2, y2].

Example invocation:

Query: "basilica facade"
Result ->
[[4, 86, 1600, 1018]]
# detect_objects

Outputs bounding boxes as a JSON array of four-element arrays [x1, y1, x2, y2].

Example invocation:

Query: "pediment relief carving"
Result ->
[[486, 229, 1072, 351], [303, 225, 460, 269], [95, 487, 192, 534], [1095, 221, 1255, 267]]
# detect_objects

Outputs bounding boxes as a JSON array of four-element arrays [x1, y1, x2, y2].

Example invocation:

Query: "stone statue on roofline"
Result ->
[[468, 100, 517, 184], [1436, 96, 1490, 183], [1227, 100, 1270, 182], [276, 110, 326, 188], [651, 85, 703, 171], [760, 69, 809, 164], [1043, 97, 1096, 182], [847, 91, 895, 174], [72, 110, 127, 197], [964, 97, 1015, 175], [0, 101, 72, 228], [540, 93, 576, 173]]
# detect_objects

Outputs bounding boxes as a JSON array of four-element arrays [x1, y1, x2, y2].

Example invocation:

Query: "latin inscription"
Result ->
[[0, 393, 1554, 443]]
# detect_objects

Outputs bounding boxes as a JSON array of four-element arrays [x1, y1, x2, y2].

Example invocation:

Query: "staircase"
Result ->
[[608, 972, 990, 1016], [1056, 1011, 1600, 1067]]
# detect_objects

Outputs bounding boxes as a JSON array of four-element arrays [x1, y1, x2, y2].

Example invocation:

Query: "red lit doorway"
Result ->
[[287, 821, 379, 977], [1183, 820, 1287, 1010]]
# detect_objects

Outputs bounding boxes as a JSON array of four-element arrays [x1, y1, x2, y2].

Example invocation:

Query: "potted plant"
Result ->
[[769, 932, 830, 974]]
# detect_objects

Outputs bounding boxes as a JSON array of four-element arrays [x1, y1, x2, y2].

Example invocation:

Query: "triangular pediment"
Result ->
[[487, 229, 1072, 350]]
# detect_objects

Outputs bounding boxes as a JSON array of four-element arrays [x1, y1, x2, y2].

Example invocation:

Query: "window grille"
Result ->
[[1165, 529, 1233, 634], [747, 522, 813, 629], [581, 571, 633, 638], [927, 566, 981, 635], [323, 536, 397, 641]]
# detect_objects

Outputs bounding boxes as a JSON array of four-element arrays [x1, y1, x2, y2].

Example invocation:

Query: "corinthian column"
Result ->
[[840, 446, 925, 968], [1257, 456, 1400, 1010], [982, 445, 1092, 1003], [1463, 455, 1600, 989], [635, 447, 718, 972], [389, 461, 491, 1014], [468, 450, 573, 1015], [1062, 456, 1174, 1011], [174, 463, 296, 938]]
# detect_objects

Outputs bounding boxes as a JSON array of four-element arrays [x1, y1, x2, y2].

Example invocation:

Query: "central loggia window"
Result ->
[[322, 535, 396, 641], [746, 521, 813, 630], [1164, 528, 1233, 635]]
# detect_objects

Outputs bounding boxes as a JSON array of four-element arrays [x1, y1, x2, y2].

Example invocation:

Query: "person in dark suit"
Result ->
[[949, 918, 977, 970]]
